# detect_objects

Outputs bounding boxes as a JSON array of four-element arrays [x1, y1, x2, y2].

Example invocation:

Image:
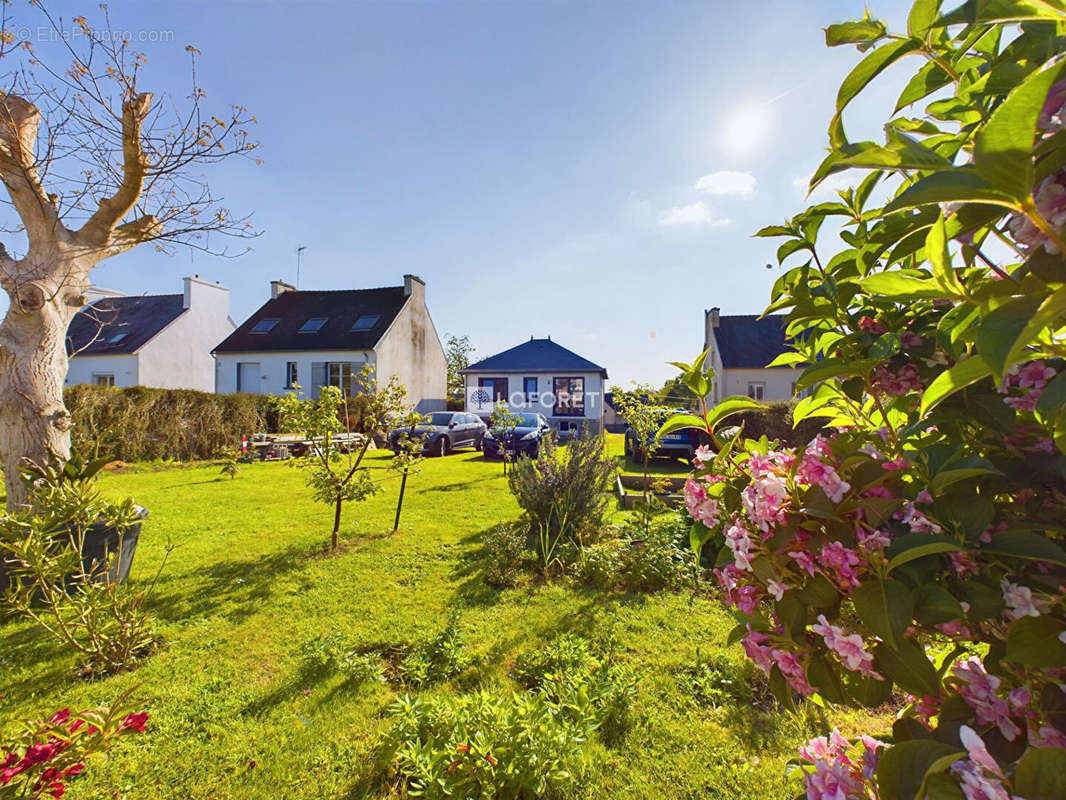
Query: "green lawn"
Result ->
[[1, 436, 874, 799]]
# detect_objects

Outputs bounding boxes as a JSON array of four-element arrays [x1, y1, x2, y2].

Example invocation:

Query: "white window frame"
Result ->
[[747, 381, 765, 401], [92, 373, 115, 387]]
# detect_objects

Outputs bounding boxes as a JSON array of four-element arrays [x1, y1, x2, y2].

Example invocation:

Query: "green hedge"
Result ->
[[729, 401, 826, 449], [65, 385, 273, 462]]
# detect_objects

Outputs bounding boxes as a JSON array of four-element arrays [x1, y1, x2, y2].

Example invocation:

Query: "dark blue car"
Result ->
[[481, 413, 551, 459], [624, 409, 709, 463]]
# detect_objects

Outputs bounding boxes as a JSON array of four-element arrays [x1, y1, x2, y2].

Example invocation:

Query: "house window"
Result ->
[[286, 361, 298, 388], [92, 373, 115, 387], [523, 376, 538, 402], [298, 317, 328, 333], [250, 317, 280, 334], [747, 382, 766, 401], [350, 314, 380, 331], [477, 377, 508, 403], [327, 362, 356, 395], [553, 377, 584, 416]]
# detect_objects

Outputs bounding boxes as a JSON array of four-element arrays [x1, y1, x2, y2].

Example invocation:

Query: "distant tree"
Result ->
[[444, 335, 474, 406], [488, 403, 523, 475], [389, 412, 426, 532], [0, 4, 258, 508], [610, 385, 669, 503]]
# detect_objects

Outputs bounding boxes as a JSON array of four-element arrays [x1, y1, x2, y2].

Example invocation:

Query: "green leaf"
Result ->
[[914, 584, 965, 626], [1004, 286, 1066, 374], [1037, 370, 1066, 421], [825, 18, 888, 46], [928, 461, 1001, 495], [895, 60, 952, 111], [1014, 744, 1066, 800], [926, 213, 966, 295], [1005, 615, 1066, 668], [975, 61, 1066, 199], [656, 413, 707, 440], [861, 272, 948, 300], [974, 0, 1066, 25], [852, 578, 914, 647], [908, 0, 943, 35], [874, 639, 941, 696], [984, 531, 1066, 567], [920, 356, 992, 415], [831, 38, 923, 147], [796, 357, 879, 390], [703, 397, 765, 433], [884, 168, 1019, 212], [886, 534, 962, 572], [806, 656, 847, 704], [975, 295, 1043, 383], [766, 351, 808, 368]]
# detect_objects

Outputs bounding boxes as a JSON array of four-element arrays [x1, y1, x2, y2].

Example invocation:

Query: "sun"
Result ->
[[721, 104, 771, 154]]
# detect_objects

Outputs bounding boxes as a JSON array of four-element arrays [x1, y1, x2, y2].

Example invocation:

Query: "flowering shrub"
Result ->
[[664, 3, 1066, 798], [1, 692, 147, 799]]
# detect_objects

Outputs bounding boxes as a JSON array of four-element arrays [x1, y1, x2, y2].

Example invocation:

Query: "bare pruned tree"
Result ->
[[0, 4, 259, 506]]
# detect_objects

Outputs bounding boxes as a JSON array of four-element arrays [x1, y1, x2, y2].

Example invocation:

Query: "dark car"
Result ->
[[389, 412, 487, 457], [624, 409, 710, 463], [481, 412, 551, 460]]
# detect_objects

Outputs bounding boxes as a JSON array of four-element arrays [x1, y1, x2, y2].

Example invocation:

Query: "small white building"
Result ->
[[212, 275, 447, 412], [703, 308, 804, 403], [460, 337, 608, 434], [65, 276, 235, 392]]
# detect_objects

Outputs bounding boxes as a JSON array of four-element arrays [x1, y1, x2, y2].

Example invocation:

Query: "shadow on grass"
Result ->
[[0, 623, 78, 698], [146, 541, 313, 625]]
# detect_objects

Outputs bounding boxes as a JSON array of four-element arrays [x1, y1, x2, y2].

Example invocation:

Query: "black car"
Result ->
[[389, 412, 487, 457], [481, 412, 551, 459], [624, 409, 710, 463]]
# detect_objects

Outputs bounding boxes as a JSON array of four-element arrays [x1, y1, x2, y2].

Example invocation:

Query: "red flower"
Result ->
[[60, 764, 84, 778], [120, 712, 149, 733], [456, 743, 471, 754], [49, 710, 70, 726], [22, 742, 57, 766]]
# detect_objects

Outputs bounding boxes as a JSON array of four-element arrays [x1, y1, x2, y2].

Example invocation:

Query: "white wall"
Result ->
[[718, 366, 802, 402], [462, 371, 605, 430], [138, 278, 234, 392], [375, 277, 447, 412], [65, 354, 138, 387], [214, 350, 375, 396]]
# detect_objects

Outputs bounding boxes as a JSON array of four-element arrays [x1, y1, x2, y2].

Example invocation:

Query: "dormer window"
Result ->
[[108, 332, 127, 343], [298, 317, 328, 333], [350, 314, 380, 331], [250, 317, 280, 334]]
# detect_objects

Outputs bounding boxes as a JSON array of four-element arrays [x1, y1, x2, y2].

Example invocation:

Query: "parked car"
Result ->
[[624, 409, 710, 463], [389, 412, 487, 457], [482, 412, 551, 459]]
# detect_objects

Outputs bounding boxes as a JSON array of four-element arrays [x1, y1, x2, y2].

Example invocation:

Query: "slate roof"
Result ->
[[713, 314, 792, 369], [461, 338, 607, 377], [213, 286, 408, 354], [66, 294, 186, 356]]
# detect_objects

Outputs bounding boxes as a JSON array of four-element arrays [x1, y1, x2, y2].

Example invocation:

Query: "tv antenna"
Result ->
[[296, 245, 307, 288]]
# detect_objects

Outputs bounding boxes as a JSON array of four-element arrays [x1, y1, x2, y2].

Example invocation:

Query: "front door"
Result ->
[[237, 362, 261, 394]]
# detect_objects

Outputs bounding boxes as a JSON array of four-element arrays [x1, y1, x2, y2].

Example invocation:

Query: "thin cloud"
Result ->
[[656, 201, 731, 228], [695, 170, 757, 199]]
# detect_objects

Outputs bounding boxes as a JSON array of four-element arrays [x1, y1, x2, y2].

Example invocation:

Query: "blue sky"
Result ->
[[24, 0, 917, 387]]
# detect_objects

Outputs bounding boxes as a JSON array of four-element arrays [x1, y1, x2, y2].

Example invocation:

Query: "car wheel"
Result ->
[[475, 437, 482, 452], [437, 437, 449, 457]]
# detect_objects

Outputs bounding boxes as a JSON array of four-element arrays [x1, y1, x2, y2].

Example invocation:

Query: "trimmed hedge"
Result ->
[[729, 401, 825, 449], [65, 385, 273, 462]]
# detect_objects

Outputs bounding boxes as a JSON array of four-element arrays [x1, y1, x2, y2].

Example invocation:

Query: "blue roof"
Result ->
[[67, 294, 187, 355], [714, 314, 791, 368], [462, 338, 607, 377]]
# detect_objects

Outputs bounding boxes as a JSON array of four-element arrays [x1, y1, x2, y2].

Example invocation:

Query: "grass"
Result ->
[[1, 435, 878, 799]]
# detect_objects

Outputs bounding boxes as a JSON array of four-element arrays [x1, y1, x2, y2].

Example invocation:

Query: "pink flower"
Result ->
[[772, 649, 814, 696], [896, 502, 942, 534], [882, 457, 910, 471], [873, 363, 924, 396], [900, 331, 923, 349], [797, 455, 851, 503], [1031, 724, 1066, 748], [915, 489, 933, 504], [819, 541, 863, 591], [693, 445, 714, 469], [767, 579, 789, 601], [950, 759, 1013, 800], [811, 615, 882, 678], [684, 478, 720, 529], [741, 629, 775, 675], [1000, 578, 1042, 620], [1016, 360, 1056, 389], [725, 522, 755, 571], [959, 726, 1003, 777], [120, 712, 149, 733], [48, 710, 70, 726], [858, 316, 886, 334], [1009, 170, 1066, 254], [741, 473, 790, 533], [790, 549, 817, 576], [952, 657, 1022, 742]]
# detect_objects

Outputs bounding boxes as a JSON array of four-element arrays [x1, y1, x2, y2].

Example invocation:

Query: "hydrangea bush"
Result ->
[[664, 3, 1066, 798]]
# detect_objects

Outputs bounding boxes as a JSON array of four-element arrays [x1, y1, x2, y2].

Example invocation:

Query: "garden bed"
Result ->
[[615, 474, 686, 509]]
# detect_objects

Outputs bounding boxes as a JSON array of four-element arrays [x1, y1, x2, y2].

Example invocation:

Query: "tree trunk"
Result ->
[[0, 264, 88, 509], [332, 496, 342, 550]]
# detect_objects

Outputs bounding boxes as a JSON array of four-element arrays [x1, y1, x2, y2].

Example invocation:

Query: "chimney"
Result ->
[[708, 307, 720, 328], [403, 274, 425, 303], [271, 279, 296, 299], [184, 275, 230, 312]]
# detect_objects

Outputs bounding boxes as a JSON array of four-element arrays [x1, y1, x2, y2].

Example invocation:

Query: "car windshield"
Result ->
[[519, 414, 540, 426], [426, 413, 454, 426]]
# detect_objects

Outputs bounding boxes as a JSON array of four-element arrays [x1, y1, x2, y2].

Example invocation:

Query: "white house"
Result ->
[[65, 276, 235, 393], [703, 308, 804, 403], [460, 337, 608, 434], [212, 274, 447, 412]]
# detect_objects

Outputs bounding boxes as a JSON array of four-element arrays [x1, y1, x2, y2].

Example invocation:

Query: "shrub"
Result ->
[[384, 690, 592, 799], [0, 691, 148, 799], [579, 516, 690, 593], [668, 4, 1066, 797], [298, 632, 385, 685], [65, 384, 271, 462], [676, 652, 770, 710], [728, 402, 825, 449], [507, 429, 615, 572], [481, 524, 535, 588], [399, 616, 469, 688]]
